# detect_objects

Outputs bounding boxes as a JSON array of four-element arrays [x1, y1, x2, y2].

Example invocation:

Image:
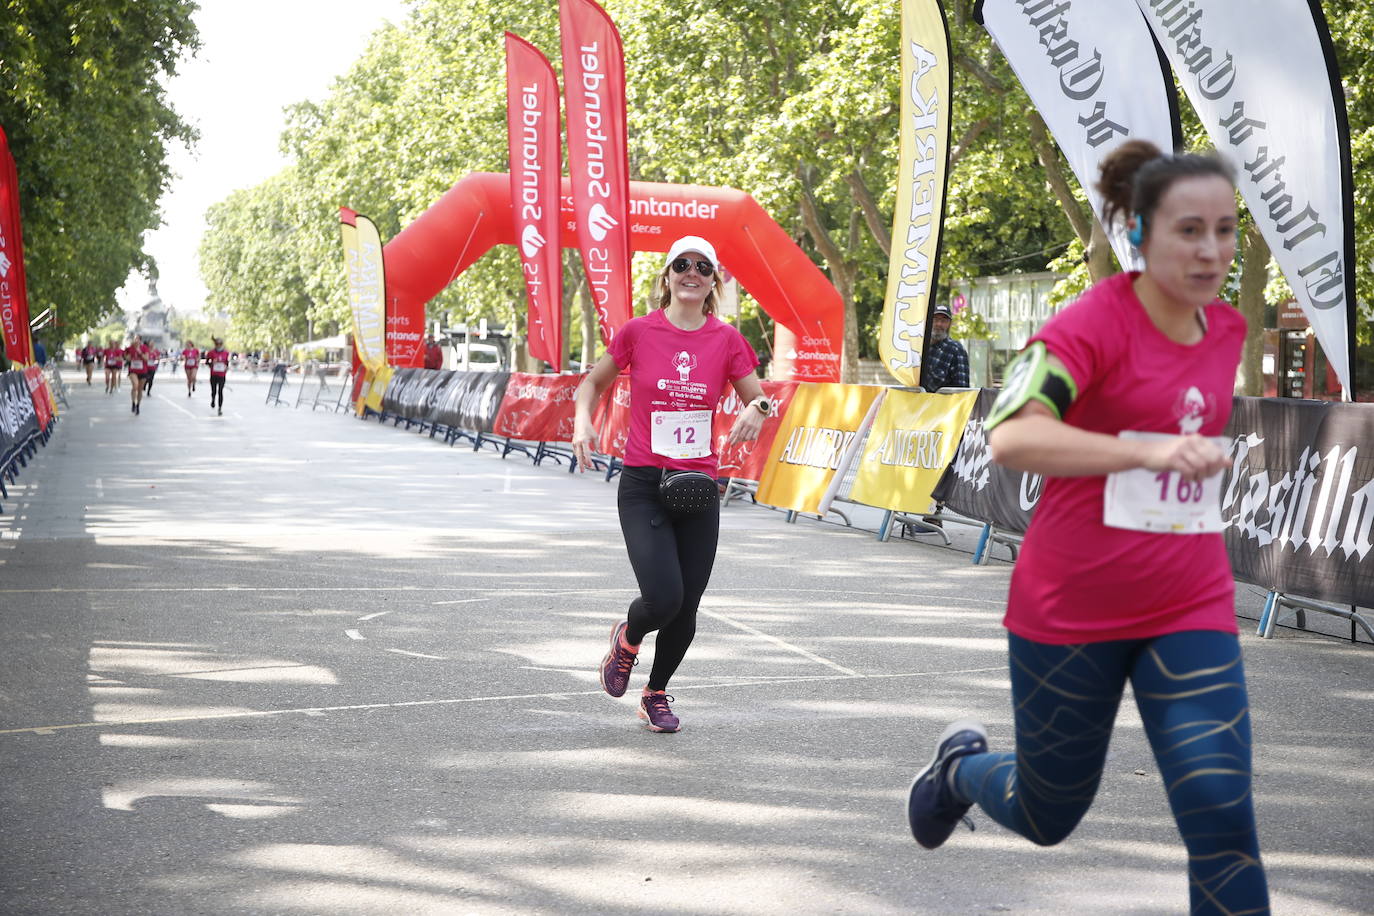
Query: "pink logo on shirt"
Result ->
[[1174, 386, 1215, 435], [672, 350, 697, 382]]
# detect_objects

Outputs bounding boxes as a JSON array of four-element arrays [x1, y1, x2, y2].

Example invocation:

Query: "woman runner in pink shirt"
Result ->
[[905, 141, 1268, 914], [182, 340, 200, 397], [125, 335, 148, 415], [103, 339, 123, 393], [205, 338, 230, 415], [573, 236, 770, 733]]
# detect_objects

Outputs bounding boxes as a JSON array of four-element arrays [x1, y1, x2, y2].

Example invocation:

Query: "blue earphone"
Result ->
[[1127, 213, 1146, 248]]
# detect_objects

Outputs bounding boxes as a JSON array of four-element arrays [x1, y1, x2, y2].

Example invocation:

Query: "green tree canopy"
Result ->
[[1, 0, 200, 343]]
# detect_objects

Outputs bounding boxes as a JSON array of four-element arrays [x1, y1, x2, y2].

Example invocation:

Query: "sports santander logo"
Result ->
[[587, 203, 617, 242], [521, 224, 547, 258]]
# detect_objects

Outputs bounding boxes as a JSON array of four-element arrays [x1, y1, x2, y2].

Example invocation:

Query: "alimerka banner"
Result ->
[[505, 33, 563, 370], [756, 383, 884, 515], [932, 388, 1041, 533], [1136, 0, 1356, 394], [712, 380, 800, 482], [560, 0, 633, 344], [878, 0, 951, 388], [0, 125, 34, 367], [492, 372, 582, 442], [976, 0, 1180, 270], [849, 389, 978, 514], [339, 208, 387, 373]]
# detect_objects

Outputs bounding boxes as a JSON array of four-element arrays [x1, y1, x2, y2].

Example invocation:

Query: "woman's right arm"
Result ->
[[572, 353, 621, 471], [989, 403, 1229, 483]]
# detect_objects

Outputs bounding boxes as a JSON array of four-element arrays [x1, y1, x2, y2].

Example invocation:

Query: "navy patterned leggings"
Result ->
[[953, 630, 1269, 915]]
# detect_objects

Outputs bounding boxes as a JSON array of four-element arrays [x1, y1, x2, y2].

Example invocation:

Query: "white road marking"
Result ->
[[503, 470, 512, 493], [357, 611, 391, 621], [155, 392, 197, 419], [384, 648, 447, 660], [0, 666, 1008, 737], [430, 598, 487, 606], [344, 629, 364, 641], [700, 608, 860, 676]]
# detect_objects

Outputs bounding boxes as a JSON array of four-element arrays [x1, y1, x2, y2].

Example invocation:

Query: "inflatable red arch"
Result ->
[[381, 172, 843, 381]]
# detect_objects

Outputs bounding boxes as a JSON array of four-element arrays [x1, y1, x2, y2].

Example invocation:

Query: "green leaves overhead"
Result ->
[[200, 0, 1370, 366], [1, 0, 200, 341]]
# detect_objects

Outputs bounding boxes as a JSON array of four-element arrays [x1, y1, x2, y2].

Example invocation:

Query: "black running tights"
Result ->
[[209, 375, 225, 405], [617, 466, 719, 690]]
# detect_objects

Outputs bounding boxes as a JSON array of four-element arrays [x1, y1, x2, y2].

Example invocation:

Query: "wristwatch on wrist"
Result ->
[[749, 396, 772, 417]]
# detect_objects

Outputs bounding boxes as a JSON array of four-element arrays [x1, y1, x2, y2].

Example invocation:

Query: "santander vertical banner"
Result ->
[[505, 33, 564, 371], [0, 125, 34, 367], [560, 0, 633, 345]]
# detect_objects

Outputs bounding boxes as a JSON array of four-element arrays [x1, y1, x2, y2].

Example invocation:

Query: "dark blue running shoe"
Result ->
[[907, 719, 988, 849]]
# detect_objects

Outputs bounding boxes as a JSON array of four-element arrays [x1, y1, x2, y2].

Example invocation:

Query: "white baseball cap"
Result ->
[[664, 235, 718, 270]]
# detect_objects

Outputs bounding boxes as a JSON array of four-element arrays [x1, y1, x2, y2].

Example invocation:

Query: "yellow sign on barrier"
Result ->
[[849, 389, 977, 513], [358, 364, 393, 416], [756, 383, 884, 515]]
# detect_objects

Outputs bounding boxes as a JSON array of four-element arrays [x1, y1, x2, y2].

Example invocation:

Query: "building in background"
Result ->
[[132, 281, 176, 353]]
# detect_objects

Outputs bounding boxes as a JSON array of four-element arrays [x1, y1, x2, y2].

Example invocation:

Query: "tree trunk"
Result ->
[[1235, 222, 1270, 396], [1025, 108, 1114, 282], [798, 176, 859, 383]]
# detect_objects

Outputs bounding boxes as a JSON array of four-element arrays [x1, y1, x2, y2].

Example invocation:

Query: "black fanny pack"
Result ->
[[658, 470, 719, 516]]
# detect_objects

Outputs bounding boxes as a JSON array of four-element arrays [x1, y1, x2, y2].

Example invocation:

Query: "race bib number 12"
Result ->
[[650, 409, 711, 459], [1103, 431, 1227, 533]]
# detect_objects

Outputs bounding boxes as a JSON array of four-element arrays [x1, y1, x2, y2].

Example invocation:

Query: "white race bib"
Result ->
[[212, 361, 227, 373], [130, 359, 144, 370], [650, 409, 711, 459], [1103, 431, 1227, 533]]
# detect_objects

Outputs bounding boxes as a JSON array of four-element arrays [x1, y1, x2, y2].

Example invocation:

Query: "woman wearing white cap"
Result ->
[[573, 235, 771, 733]]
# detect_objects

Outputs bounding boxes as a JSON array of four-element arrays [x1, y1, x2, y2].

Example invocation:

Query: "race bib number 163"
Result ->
[[1103, 431, 1227, 534]]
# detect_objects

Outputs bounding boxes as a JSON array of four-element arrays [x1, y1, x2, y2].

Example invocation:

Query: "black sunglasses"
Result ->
[[670, 257, 715, 277]]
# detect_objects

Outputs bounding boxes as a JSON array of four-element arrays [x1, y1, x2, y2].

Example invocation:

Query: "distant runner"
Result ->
[[181, 340, 200, 397], [125, 336, 147, 415], [79, 342, 98, 385], [206, 338, 230, 416]]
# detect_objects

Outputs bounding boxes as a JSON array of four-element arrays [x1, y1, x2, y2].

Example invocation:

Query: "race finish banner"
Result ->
[[712, 380, 800, 482], [560, 0, 633, 344], [878, 0, 951, 388], [756, 383, 884, 515], [849, 389, 978, 514], [932, 388, 1041, 533], [1136, 0, 1357, 393], [976, 0, 1181, 269], [505, 33, 563, 370], [492, 372, 582, 442], [0, 125, 34, 367]]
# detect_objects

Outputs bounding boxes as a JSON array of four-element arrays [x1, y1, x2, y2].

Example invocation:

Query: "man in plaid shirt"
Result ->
[[920, 303, 969, 391]]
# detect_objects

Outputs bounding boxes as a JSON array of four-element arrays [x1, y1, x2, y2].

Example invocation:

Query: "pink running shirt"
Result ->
[[207, 349, 230, 376], [182, 348, 200, 367], [1005, 272, 1246, 644], [607, 309, 758, 475], [125, 345, 146, 373]]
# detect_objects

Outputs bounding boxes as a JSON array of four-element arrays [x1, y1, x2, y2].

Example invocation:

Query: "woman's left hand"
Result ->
[[727, 407, 765, 445]]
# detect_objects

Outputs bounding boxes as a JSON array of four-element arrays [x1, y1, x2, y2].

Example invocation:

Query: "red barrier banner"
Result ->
[[492, 372, 581, 442], [22, 366, 51, 430], [0, 125, 33, 366], [560, 0, 633, 344], [712, 380, 801, 481], [505, 34, 563, 370], [593, 374, 631, 458]]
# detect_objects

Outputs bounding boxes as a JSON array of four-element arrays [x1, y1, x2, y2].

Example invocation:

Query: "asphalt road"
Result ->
[[1, 368, 1371, 915]]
